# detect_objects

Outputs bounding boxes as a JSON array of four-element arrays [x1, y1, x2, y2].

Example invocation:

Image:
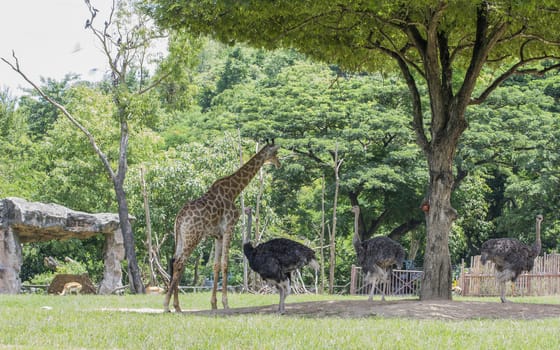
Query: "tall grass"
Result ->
[[1, 293, 559, 349]]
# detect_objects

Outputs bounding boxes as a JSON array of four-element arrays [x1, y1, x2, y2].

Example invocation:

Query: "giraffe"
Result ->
[[164, 142, 281, 312]]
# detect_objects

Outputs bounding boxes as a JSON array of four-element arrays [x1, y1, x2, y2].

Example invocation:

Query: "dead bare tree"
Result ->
[[1, 0, 178, 293], [329, 142, 343, 294], [319, 175, 326, 294], [141, 166, 156, 286]]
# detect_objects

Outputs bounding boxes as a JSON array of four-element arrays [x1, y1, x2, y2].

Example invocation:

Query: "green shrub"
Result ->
[[28, 259, 88, 285]]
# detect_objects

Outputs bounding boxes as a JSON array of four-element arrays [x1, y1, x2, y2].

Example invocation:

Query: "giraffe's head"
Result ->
[[262, 144, 281, 168]]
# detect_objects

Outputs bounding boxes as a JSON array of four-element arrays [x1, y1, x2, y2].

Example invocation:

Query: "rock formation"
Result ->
[[0, 197, 127, 294]]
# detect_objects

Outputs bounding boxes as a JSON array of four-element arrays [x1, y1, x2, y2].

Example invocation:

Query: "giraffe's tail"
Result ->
[[168, 257, 175, 286]]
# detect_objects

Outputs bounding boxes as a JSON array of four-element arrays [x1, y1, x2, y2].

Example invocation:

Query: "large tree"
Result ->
[[3, 0, 198, 293], [205, 52, 426, 241], [151, 0, 560, 299]]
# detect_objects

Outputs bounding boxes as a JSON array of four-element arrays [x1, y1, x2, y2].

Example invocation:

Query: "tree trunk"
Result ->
[[239, 136, 249, 293], [243, 207, 252, 292], [329, 143, 342, 294], [420, 140, 459, 300], [112, 105, 144, 294], [319, 175, 326, 294], [114, 181, 144, 294], [192, 252, 200, 286], [140, 167, 156, 286]]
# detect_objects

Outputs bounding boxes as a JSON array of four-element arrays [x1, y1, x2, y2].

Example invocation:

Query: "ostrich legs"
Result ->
[[351, 206, 405, 301], [243, 237, 319, 314]]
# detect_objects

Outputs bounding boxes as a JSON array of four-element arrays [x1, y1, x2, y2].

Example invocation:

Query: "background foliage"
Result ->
[[1, 36, 558, 290]]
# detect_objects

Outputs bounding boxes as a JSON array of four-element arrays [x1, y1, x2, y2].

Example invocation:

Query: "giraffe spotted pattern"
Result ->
[[164, 143, 280, 312]]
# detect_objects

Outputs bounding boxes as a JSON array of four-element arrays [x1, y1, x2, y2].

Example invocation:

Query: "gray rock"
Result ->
[[0, 197, 128, 294]]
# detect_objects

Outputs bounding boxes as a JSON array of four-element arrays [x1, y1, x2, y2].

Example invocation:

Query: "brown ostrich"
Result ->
[[351, 206, 405, 301], [480, 214, 543, 303]]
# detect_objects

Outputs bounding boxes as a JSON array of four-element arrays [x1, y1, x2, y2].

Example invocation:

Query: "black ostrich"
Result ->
[[243, 237, 319, 314], [480, 214, 543, 303], [351, 206, 405, 301]]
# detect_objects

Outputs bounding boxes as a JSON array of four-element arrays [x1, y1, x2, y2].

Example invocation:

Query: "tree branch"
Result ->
[[1, 52, 117, 182], [438, 31, 453, 104], [137, 70, 173, 95], [388, 218, 422, 241], [364, 208, 389, 239], [405, 3, 448, 137], [117, 120, 129, 184], [376, 28, 425, 78], [471, 55, 560, 105], [290, 147, 329, 166], [273, 10, 339, 42], [363, 32, 429, 152], [520, 33, 560, 46], [456, 2, 509, 112], [85, 0, 122, 82]]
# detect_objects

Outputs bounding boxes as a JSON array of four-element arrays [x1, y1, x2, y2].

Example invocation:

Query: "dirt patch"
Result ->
[[102, 299, 560, 320], [183, 299, 560, 320]]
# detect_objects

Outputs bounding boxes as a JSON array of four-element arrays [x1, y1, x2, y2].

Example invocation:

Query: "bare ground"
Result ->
[[188, 299, 560, 320], [113, 299, 560, 320]]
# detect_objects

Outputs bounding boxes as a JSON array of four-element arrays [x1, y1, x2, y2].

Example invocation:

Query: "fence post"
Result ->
[[350, 265, 357, 295]]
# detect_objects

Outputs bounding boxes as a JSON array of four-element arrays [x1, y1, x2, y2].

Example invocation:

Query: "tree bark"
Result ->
[[387, 218, 422, 242], [243, 207, 252, 292], [141, 167, 156, 286], [192, 252, 200, 286], [328, 143, 342, 294], [319, 175, 326, 294], [421, 160, 454, 299], [239, 133, 250, 292], [114, 180, 144, 294], [419, 120, 463, 299], [395, 8, 470, 299]]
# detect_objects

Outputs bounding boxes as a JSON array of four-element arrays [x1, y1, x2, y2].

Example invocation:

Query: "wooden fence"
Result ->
[[458, 253, 560, 297], [349, 265, 423, 297]]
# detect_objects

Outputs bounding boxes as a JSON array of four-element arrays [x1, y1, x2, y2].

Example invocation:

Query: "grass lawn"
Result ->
[[1, 292, 559, 349]]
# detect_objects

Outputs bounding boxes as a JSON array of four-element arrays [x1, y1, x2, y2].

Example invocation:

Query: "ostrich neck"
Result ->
[[533, 220, 542, 255]]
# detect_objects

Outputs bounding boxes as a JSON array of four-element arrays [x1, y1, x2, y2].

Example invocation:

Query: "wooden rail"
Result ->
[[350, 265, 423, 297], [458, 253, 560, 297]]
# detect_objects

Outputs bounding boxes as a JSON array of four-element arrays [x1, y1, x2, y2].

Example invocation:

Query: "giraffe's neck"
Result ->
[[210, 147, 269, 200]]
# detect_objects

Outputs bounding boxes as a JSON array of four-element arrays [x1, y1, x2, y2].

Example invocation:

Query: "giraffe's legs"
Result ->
[[211, 239, 223, 310], [164, 236, 201, 313], [164, 257, 185, 312], [163, 260, 174, 312], [172, 259, 185, 312], [220, 232, 233, 309], [163, 282, 173, 312]]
